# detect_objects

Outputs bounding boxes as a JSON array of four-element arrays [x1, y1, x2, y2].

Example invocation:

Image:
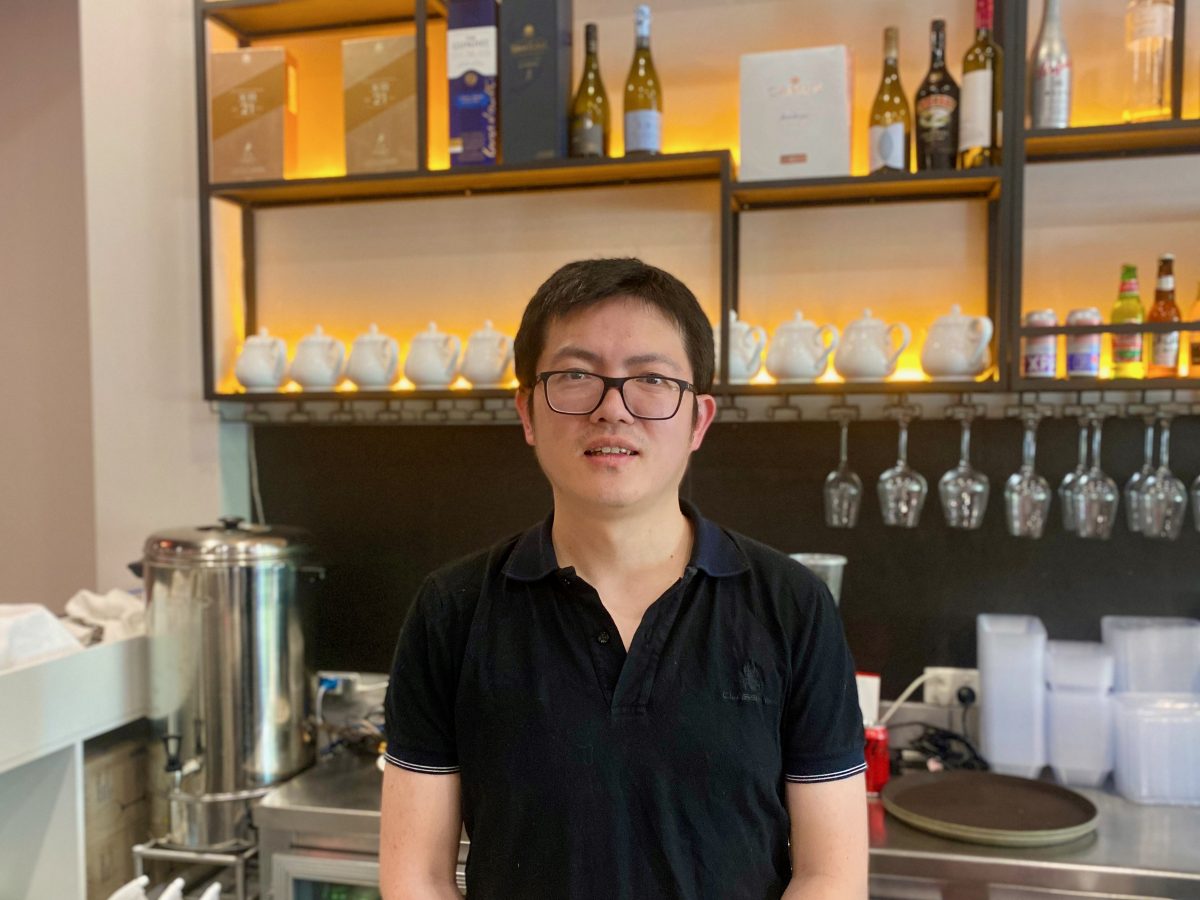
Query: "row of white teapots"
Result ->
[[722, 307, 993, 383], [234, 322, 514, 391]]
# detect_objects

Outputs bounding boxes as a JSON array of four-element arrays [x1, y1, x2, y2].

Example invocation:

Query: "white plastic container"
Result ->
[[977, 614, 1047, 777], [1045, 641, 1114, 787], [1113, 693, 1200, 806], [1101, 616, 1200, 692]]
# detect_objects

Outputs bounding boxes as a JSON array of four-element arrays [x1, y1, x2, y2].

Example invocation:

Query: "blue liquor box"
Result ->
[[448, 0, 498, 166]]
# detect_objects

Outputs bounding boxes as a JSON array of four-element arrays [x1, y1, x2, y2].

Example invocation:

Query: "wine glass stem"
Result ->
[[959, 420, 972, 466], [1022, 420, 1038, 470], [1159, 419, 1172, 471], [1143, 420, 1155, 468], [839, 421, 849, 468], [1077, 421, 1089, 469], [1090, 420, 1104, 472], [897, 421, 909, 465]]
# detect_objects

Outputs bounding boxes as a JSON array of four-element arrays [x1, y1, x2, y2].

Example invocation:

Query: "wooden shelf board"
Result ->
[[1020, 321, 1200, 337], [732, 168, 1002, 209], [1025, 120, 1200, 162], [717, 378, 1001, 395], [1013, 377, 1200, 392], [202, 0, 443, 37], [214, 388, 517, 402], [210, 151, 730, 206]]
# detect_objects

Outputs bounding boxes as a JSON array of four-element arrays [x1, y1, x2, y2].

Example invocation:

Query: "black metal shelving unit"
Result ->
[[196, 0, 1200, 407]]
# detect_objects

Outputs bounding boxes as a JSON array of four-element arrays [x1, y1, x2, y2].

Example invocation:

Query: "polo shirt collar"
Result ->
[[502, 499, 749, 582]]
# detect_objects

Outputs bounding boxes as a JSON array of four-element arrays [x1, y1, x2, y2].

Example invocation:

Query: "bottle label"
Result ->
[[1157, 275, 1175, 290], [447, 26, 498, 79], [1031, 63, 1071, 128], [959, 70, 993, 152], [571, 119, 604, 157], [1151, 332, 1180, 367], [869, 122, 906, 171], [1113, 333, 1144, 364], [1129, 5, 1173, 45], [1191, 338, 1200, 367], [624, 109, 661, 152], [916, 93, 957, 148]]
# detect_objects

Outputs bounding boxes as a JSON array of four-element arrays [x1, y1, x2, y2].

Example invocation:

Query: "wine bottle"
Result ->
[[1146, 253, 1181, 377], [570, 24, 610, 158], [959, 0, 1003, 169], [1111, 263, 1145, 379], [623, 4, 661, 156], [1030, 0, 1072, 129], [915, 20, 959, 171], [1124, 0, 1174, 122], [1188, 282, 1200, 373], [868, 27, 911, 174]]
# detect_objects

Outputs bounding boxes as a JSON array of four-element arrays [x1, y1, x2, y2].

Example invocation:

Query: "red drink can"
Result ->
[[864, 724, 891, 794]]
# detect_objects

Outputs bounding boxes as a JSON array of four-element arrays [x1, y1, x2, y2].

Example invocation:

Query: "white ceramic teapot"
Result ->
[[346, 323, 399, 389], [833, 310, 911, 381], [920, 305, 993, 379], [234, 326, 288, 392], [717, 310, 768, 383], [765, 312, 840, 382], [288, 325, 345, 389], [405, 322, 463, 388], [461, 320, 514, 387]]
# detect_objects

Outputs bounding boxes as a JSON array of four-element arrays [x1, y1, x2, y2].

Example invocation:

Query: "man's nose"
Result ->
[[591, 382, 634, 423]]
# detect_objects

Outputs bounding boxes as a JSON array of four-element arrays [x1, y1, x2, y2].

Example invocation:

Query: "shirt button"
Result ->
[[596, 631, 611, 645]]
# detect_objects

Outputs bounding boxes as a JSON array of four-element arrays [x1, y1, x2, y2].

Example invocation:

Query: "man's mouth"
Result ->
[[584, 446, 639, 457]]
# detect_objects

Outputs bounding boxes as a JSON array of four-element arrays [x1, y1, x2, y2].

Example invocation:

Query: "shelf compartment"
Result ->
[[1024, 120, 1200, 162], [732, 168, 1002, 210], [201, 0, 443, 38], [1012, 377, 1199, 392], [1019, 321, 1200, 337], [209, 151, 731, 207], [710, 378, 1000, 395]]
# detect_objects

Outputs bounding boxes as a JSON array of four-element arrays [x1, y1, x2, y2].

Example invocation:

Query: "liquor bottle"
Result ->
[[623, 4, 661, 155], [915, 19, 959, 170], [869, 27, 911, 174], [570, 24, 610, 158], [1111, 263, 1145, 379], [1188, 282, 1200, 374], [1030, 0, 1072, 129], [959, 0, 1003, 169], [1146, 253, 1181, 377], [1124, 0, 1174, 122]]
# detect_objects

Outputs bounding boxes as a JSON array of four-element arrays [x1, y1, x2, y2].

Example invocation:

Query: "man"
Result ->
[[381, 258, 867, 899]]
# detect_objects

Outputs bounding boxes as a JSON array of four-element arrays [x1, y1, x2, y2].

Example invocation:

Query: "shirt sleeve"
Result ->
[[781, 574, 866, 784], [384, 575, 462, 774]]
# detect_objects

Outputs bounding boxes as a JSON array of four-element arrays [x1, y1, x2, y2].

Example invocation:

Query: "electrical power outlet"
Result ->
[[923, 667, 980, 706]]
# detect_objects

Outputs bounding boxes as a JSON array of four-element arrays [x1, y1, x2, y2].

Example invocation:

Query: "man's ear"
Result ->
[[689, 393, 717, 451], [515, 388, 536, 447]]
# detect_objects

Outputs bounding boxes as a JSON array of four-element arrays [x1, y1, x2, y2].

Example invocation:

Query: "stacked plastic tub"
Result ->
[[1044, 640, 1114, 787], [977, 614, 1047, 777], [1103, 617, 1200, 806]]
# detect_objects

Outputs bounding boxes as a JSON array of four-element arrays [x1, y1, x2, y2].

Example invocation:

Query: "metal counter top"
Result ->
[[256, 754, 1200, 897]]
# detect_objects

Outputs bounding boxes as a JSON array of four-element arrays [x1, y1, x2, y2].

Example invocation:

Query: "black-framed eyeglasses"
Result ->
[[535, 370, 696, 420]]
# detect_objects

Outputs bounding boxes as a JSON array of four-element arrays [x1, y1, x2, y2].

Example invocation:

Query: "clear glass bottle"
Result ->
[[1030, 0, 1072, 129], [1124, 0, 1174, 122], [1146, 253, 1181, 377], [869, 27, 912, 173], [570, 24, 610, 158]]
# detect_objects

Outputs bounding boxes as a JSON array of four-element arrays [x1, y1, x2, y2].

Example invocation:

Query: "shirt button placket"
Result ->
[[596, 630, 611, 645]]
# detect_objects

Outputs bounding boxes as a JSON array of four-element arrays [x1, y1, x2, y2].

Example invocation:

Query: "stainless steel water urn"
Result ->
[[142, 516, 318, 849]]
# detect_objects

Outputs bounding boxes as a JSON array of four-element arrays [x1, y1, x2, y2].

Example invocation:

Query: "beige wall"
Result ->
[[0, 0, 97, 610]]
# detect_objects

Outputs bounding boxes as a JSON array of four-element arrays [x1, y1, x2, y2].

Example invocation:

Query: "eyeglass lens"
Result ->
[[544, 372, 682, 419]]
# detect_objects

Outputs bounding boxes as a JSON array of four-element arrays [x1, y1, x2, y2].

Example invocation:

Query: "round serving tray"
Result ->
[[880, 771, 1099, 848]]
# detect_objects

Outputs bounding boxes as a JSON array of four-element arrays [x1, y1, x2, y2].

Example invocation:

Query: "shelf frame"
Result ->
[[201, 0, 443, 40]]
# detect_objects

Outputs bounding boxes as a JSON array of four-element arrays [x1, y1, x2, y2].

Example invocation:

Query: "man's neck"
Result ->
[[551, 498, 693, 585]]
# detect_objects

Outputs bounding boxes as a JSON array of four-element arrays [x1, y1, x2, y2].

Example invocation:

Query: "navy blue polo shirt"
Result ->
[[384, 502, 865, 899]]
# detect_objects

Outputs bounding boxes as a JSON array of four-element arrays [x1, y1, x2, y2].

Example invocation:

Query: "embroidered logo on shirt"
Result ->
[[722, 660, 766, 703]]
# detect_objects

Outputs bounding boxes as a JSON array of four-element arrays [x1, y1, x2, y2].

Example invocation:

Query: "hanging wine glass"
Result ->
[[1140, 417, 1187, 540], [1074, 416, 1119, 540], [878, 416, 927, 528], [1004, 414, 1051, 538], [824, 418, 862, 528], [939, 416, 990, 529], [1123, 418, 1156, 533], [1058, 419, 1089, 532]]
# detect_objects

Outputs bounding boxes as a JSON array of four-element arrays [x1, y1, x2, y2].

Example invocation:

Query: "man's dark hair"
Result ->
[[514, 258, 715, 393]]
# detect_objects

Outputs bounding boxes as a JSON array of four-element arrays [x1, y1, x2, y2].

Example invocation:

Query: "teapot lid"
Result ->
[[413, 321, 444, 342], [299, 324, 334, 344], [471, 319, 502, 337], [355, 323, 389, 342], [853, 309, 886, 328], [143, 516, 312, 565], [776, 311, 814, 332], [246, 326, 278, 343]]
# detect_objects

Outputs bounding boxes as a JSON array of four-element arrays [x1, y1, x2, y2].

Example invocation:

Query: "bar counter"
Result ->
[[255, 752, 1200, 898]]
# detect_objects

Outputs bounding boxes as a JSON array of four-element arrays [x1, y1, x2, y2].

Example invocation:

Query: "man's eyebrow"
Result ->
[[623, 353, 682, 373], [546, 347, 683, 373], [547, 346, 602, 366]]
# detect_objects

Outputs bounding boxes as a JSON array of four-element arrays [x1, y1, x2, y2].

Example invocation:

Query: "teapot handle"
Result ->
[[816, 324, 839, 365], [500, 334, 514, 368], [328, 341, 346, 378], [385, 337, 399, 373], [967, 317, 994, 368], [886, 323, 912, 370], [444, 334, 463, 375], [750, 326, 767, 354]]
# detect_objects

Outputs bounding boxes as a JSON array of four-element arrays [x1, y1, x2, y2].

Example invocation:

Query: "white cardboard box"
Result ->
[[739, 45, 853, 182]]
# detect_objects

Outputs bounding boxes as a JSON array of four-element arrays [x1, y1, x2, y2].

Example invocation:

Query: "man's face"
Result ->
[[516, 296, 717, 516]]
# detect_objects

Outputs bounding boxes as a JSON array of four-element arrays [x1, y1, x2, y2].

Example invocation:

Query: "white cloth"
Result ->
[[0, 604, 84, 671], [64, 588, 146, 642]]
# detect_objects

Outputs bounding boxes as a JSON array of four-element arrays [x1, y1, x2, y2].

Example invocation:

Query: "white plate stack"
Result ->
[[1044, 640, 1114, 787]]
